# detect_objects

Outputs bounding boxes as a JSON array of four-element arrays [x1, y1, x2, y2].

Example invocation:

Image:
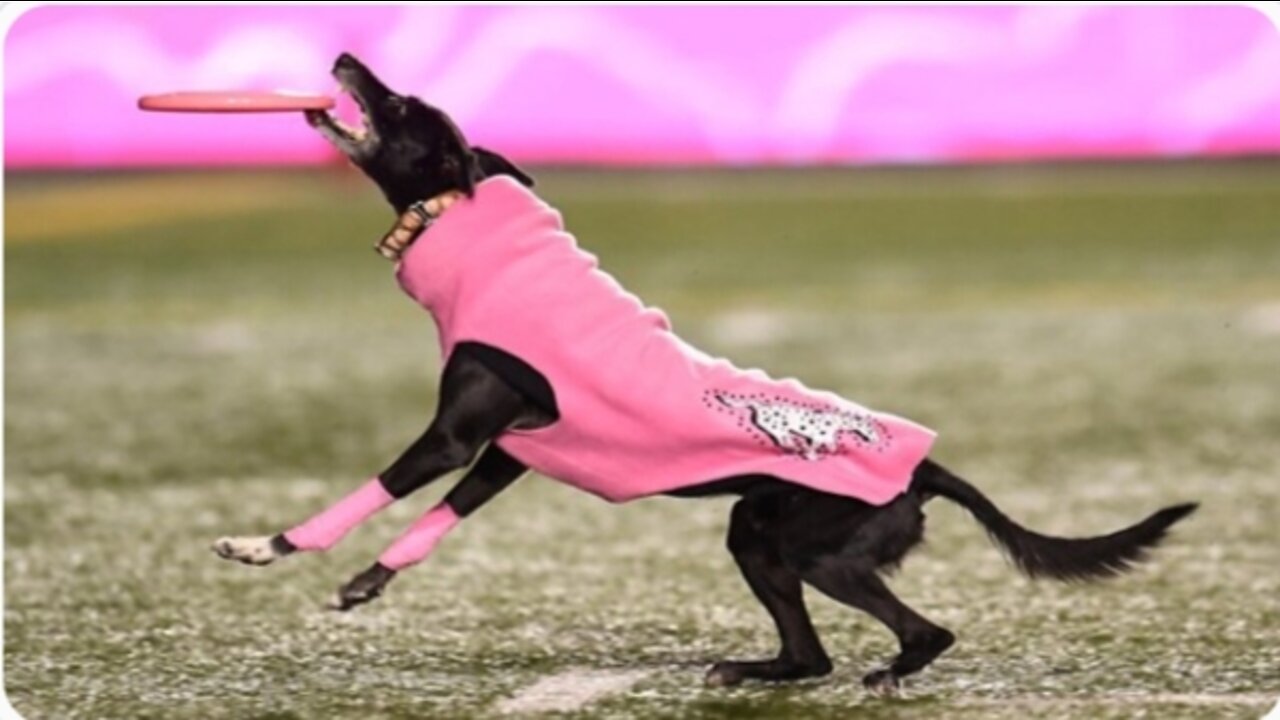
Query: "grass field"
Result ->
[[5, 163, 1279, 719]]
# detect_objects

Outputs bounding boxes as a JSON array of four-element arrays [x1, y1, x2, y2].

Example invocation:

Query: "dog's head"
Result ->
[[308, 53, 533, 213]]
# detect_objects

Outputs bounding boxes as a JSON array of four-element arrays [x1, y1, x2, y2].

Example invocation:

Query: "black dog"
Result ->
[[214, 53, 1196, 693]]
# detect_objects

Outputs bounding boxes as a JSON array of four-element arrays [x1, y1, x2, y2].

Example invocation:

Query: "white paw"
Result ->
[[212, 535, 279, 566]]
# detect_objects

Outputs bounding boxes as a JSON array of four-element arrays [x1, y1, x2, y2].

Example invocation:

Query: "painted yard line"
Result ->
[[1244, 302, 1280, 336], [497, 668, 650, 715]]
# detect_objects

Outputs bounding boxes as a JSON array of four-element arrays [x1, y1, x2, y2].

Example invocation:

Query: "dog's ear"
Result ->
[[472, 146, 534, 187], [427, 140, 478, 197]]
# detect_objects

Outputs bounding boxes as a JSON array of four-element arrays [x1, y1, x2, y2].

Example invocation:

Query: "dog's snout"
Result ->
[[333, 52, 360, 74]]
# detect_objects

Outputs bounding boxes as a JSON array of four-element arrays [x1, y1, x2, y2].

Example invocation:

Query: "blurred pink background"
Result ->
[[7, 4, 1280, 167]]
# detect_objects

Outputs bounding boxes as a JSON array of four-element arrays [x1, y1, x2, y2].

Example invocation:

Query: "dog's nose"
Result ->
[[334, 52, 359, 72]]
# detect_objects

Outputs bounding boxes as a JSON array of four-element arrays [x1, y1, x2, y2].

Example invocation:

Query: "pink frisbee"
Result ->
[[138, 91, 335, 113]]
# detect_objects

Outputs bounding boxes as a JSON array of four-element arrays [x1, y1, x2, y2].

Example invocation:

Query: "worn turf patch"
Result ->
[[498, 669, 651, 714]]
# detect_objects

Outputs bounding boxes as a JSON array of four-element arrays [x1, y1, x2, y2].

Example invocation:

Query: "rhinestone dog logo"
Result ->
[[711, 391, 882, 461]]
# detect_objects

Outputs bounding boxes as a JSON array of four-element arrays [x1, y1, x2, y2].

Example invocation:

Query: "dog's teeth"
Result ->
[[331, 117, 368, 142]]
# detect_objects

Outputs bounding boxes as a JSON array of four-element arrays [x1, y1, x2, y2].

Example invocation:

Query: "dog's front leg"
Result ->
[[213, 353, 528, 568], [211, 474, 390, 566], [212, 474, 394, 566], [212, 421, 502, 566], [329, 445, 527, 611]]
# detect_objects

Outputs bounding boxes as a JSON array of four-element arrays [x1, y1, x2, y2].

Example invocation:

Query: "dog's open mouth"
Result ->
[[307, 79, 377, 154]]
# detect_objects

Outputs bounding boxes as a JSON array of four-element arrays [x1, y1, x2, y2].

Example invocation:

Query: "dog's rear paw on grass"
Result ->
[[862, 669, 902, 698], [327, 563, 397, 611], [212, 535, 286, 566]]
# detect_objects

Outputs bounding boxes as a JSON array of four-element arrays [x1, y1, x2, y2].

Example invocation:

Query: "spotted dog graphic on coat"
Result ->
[[712, 391, 883, 461]]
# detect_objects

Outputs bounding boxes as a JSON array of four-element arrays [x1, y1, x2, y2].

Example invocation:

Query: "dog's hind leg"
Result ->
[[798, 560, 954, 696], [706, 495, 833, 687]]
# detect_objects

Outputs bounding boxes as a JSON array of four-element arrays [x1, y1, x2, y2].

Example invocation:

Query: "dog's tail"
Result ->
[[915, 459, 1197, 582]]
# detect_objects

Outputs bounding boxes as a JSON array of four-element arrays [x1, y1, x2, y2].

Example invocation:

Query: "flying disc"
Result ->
[[138, 91, 335, 113]]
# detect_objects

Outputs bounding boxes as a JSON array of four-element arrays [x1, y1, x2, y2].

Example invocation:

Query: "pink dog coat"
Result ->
[[396, 177, 936, 506]]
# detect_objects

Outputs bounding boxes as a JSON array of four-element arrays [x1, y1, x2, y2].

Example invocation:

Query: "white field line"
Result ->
[[1243, 302, 1280, 336], [497, 668, 649, 715]]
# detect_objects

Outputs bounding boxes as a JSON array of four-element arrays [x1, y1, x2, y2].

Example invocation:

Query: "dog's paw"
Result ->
[[327, 563, 396, 612], [704, 663, 745, 688], [212, 535, 280, 566], [862, 669, 901, 698]]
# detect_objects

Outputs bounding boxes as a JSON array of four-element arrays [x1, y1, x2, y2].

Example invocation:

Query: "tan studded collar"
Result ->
[[374, 190, 465, 261]]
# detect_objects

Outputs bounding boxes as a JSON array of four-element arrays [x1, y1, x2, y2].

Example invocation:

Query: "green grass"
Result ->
[[6, 163, 1280, 719]]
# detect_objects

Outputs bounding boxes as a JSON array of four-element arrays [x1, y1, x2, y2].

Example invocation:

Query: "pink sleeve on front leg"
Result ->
[[283, 477, 394, 551], [378, 503, 461, 571]]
